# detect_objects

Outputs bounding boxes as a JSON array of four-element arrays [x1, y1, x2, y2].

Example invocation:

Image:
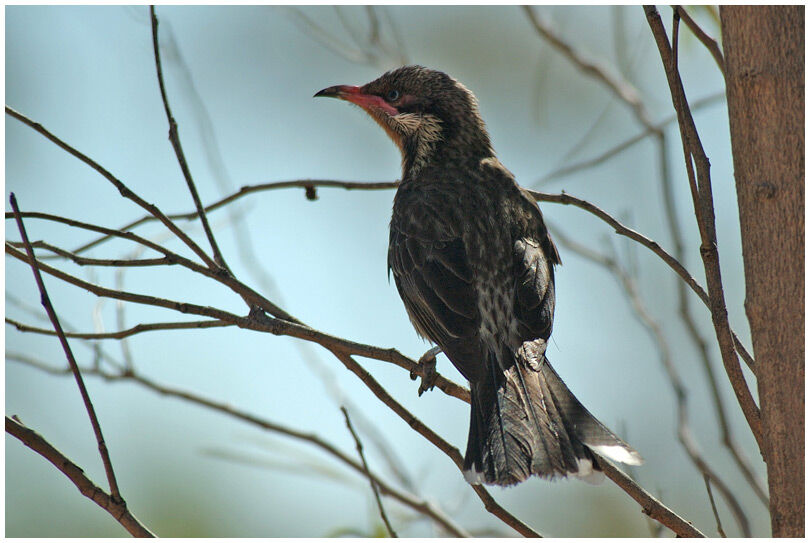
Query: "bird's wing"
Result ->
[[512, 236, 556, 342], [388, 200, 485, 381], [512, 188, 559, 343]]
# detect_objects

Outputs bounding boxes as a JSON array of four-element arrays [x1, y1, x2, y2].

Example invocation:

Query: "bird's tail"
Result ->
[[463, 340, 642, 486]]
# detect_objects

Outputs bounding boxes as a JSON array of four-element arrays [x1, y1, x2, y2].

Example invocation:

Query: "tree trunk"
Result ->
[[720, 6, 804, 537]]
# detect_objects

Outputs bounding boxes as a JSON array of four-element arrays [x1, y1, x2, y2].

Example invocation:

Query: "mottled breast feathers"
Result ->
[[388, 161, 559, 381]]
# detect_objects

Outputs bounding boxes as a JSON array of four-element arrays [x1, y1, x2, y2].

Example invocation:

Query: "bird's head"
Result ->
[[315, 65, 493, 175]]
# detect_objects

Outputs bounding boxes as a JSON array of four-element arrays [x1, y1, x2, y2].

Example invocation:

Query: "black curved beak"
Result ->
[[314, 85, 355, 99]]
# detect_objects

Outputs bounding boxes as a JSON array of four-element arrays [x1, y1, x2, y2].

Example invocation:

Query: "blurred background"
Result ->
[[6, 5, 767, 537]]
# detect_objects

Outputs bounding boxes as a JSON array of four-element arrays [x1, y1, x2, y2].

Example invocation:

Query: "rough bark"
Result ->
[[720, 6, 804, 537]]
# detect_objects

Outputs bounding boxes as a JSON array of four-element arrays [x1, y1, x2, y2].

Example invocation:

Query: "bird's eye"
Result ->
[[386, 89, 400, 102]]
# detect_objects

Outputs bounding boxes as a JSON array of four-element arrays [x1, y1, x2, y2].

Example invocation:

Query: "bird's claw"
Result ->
[[410, 346, 442, 396]]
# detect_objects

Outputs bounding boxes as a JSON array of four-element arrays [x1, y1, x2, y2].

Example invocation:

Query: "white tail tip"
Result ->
[[592, 444, 643, 465]]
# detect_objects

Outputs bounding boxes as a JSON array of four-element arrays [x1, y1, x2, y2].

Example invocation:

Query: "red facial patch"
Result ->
[[338, 86, 399, 116]]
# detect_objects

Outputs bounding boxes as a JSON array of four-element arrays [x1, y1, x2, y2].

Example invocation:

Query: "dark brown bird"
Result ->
[[316, 65, 641, 486]]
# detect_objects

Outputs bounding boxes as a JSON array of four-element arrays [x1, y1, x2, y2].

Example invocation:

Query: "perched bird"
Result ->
[[316, 66, 641, 486]]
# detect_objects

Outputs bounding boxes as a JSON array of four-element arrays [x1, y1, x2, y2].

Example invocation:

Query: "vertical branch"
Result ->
[[704, 474, 728, 537], [341, 407, 398, 538], [9, 194, 122, 502], [643, 4, 763, 451], [149, 6, 229, 272]]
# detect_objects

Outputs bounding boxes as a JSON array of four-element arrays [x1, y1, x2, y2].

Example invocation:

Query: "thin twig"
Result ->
[[6, 317, 232, 340], [9, 194, 124, 502], [703, 474, 727, 537], [646, 25, 767, 504], [341, 406, 398, 537], [6, 416, 155, 537], [8, 240, 175, 267], [523, 4, 759, 470], [540, 0, 761, 502], [522, 3, 761, 450], [4, 105, 218, 270], [644, 4, 763, 451], [149, 6, 229, 272], [673, 6, 725, 75]]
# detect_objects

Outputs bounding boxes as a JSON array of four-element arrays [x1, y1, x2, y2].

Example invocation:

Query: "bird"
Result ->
[[315, 65, 642, 486]]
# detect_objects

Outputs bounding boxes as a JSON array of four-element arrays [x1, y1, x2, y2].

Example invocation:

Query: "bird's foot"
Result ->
[[410, 345, 442, 396]]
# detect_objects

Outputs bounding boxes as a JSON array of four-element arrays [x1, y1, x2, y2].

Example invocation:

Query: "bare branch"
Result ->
[[341, 406, 398, 537], [4, 212, 298, 323], [150, 6, 229, 272], [9, 193, 124, 503], [6, 416, 155, 537], [644, 4, 763, 451]]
